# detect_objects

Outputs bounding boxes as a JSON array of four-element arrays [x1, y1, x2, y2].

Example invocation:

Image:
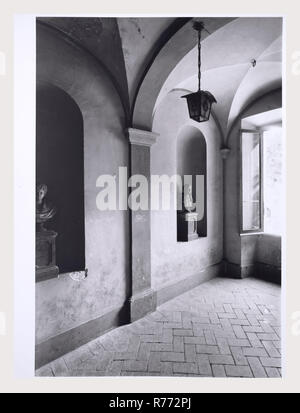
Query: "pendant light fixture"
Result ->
[[182, 21, 217, 123]]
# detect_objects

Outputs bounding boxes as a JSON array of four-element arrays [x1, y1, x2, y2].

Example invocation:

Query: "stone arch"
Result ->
[[37, 22, 128, 125]]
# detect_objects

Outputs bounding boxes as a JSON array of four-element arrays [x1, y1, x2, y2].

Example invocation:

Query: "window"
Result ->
[[240, 130, 263, 233], [263, 127, 283, 235], [240, 120, 283, 236]]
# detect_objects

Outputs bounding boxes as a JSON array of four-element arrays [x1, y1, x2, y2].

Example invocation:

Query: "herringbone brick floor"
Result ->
[[36, 277, 281, 378]]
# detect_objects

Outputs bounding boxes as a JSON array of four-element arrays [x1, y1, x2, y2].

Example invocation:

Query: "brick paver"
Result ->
[[36, 277, 281, 378], [212, 364, 226, 377]]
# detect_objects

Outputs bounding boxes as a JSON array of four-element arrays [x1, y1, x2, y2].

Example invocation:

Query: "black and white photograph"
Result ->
[[32, 16, 283, 378]]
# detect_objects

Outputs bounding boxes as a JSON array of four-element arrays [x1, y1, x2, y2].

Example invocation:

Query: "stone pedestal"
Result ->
[[127, 128, 159, 322], [36, 230, 59, 283], [177, 212, 199, 242]]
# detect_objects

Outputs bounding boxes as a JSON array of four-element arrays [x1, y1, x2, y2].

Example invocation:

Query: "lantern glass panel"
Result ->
[[182, 91, 217, 123]]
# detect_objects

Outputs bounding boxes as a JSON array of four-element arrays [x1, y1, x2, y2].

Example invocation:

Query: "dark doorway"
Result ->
[[36, 82, 85, 273]]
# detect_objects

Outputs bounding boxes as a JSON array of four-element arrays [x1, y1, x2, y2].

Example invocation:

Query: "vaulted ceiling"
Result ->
[[153, 17, 282, 139], [38, 16, 282, 138], [117, 17, 282, 136]]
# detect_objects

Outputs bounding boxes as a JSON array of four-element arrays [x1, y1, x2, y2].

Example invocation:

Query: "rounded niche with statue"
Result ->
[[36, 184, 59, 282]]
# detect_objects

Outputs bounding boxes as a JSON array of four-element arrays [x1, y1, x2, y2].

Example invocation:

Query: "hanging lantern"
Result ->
[[182, 21, 217, 123]]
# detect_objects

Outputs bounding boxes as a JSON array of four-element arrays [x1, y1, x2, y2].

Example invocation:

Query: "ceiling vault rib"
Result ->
[[125, 18, 192, 127]]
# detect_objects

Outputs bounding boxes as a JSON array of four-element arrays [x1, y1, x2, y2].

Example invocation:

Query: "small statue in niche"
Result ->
[[36, 184, 57, 232], [183, 184, 196, 213], [177, 184, 199, 242]]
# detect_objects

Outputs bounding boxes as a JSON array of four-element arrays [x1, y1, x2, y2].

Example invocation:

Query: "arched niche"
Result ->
[[176, 125, 207, 241], [36, 81, 85, 273]]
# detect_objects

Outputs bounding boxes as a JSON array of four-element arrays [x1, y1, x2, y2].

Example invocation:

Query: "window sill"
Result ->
[[240, 232, 282, 238], [240, 232, 263, 236]]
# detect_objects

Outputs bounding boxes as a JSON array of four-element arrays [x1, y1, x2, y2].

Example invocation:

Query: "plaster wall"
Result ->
[[256, 234, 281, 267], [35, 24, 130, 344], [151, 90, 223, 291]]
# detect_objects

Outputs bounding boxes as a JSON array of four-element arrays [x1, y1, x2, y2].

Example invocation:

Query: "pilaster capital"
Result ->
[[127, 128, 159, 147]]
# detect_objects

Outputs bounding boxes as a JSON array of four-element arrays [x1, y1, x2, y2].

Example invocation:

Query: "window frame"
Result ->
[[239, 128, 265, 235]]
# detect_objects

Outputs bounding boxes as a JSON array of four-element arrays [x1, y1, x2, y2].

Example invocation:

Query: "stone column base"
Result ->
[[130, 288, 157, 322]]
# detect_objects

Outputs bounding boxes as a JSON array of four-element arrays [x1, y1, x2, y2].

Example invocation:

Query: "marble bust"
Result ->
[[177, 184, 199, 242], [36, 184, 57, 231], [184, 184, 196, 213]]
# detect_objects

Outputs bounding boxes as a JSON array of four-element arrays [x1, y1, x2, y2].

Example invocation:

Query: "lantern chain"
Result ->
[[198, 27, 202, 92], [193, 21, 205, 92]]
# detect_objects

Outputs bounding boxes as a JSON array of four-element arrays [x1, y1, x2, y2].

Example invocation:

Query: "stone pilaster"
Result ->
[[127, 128, 159, 322]]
